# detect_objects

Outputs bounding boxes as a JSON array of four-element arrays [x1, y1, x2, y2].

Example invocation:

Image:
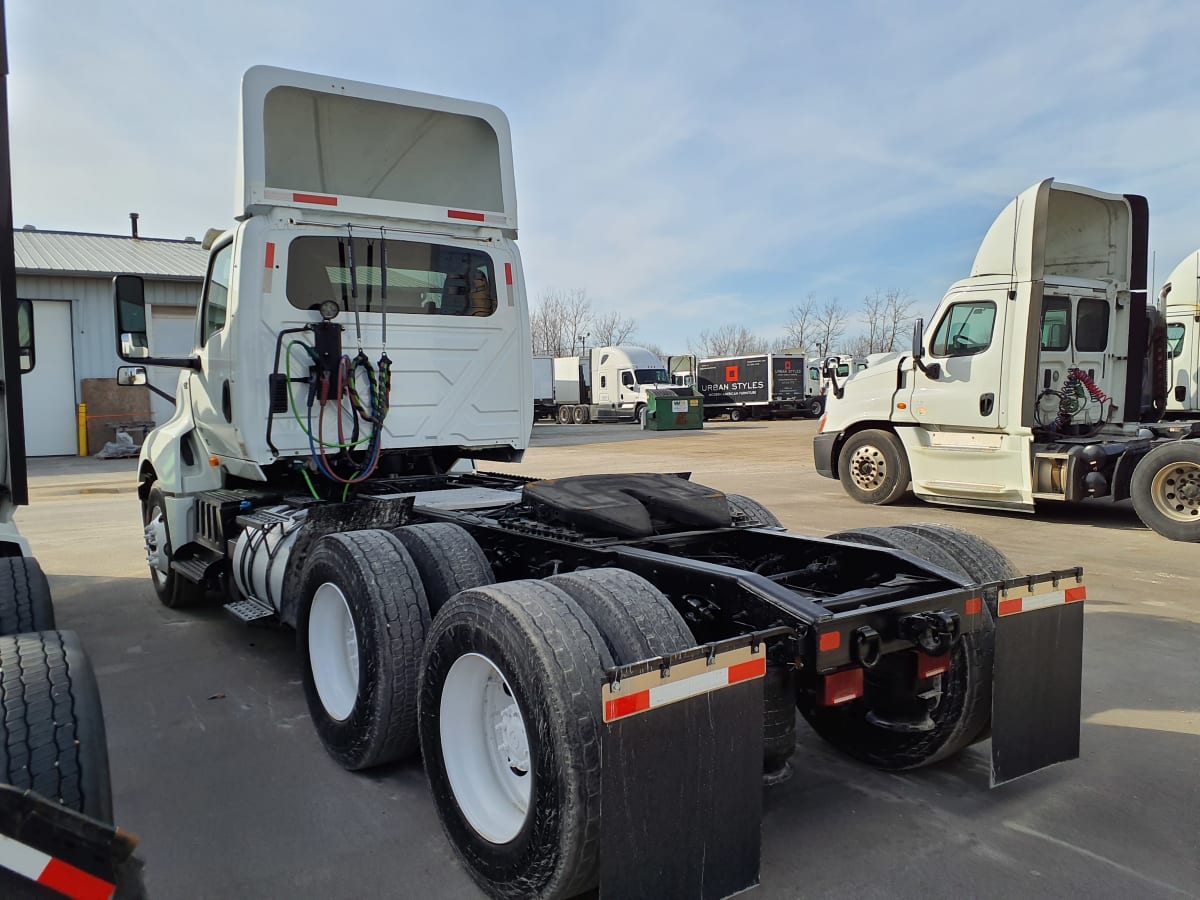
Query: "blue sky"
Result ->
[[8, 0, 1198, 351]]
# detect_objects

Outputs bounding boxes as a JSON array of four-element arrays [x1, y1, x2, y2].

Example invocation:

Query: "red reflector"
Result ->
[[504, 262, 513, 285], [1065, 586, 1086, 603], [819, 631, 841, 652], [998, 597, 1023, 617], [604, 690, 650, 722], [820, 668, 863, 706], [916, 651, 949, 679], [728, 657, 767, 685], [293, 192, 338, 206], [264, 242, 275, 269], [965, 597, 982, 616], [448, 209, 486, 222], [38, 858, 116, 900]]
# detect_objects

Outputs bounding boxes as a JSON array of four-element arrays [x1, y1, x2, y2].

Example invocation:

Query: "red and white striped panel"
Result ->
[[997, 583, 1086, 618], [0, 832, 115, 900], [602, 645, 766, 724]]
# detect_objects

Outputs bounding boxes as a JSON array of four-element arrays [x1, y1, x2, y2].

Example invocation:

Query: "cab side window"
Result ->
[[1166, 323, 1185, 359], [201, 243, 233, 345], [16, 299, 34, 372], [1075, 298, 1109, 352], [931, 300, 997, 357]]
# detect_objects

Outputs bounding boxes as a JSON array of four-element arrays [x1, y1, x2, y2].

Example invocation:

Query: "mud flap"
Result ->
[[990, 581, 1086, 786], [599, 641, 767, 900]]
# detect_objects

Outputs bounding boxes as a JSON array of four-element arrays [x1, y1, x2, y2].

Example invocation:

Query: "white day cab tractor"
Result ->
[[113, 68, 1089, 899], [814, 179, 1200, 542], [1161, 248, 1199, 418]]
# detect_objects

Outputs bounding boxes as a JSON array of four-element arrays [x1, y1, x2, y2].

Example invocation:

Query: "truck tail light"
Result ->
[[819, 668, 863, 706]]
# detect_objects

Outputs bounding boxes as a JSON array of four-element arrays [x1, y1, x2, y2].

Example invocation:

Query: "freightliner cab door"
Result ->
[[190, 239, 247, 461], [901, 286, 1032, 509]]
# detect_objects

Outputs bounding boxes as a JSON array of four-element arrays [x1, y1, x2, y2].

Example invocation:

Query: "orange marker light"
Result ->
[[896, 402, 907, 410], [819, 631, 841, 652], [209, 456, 220, 467]]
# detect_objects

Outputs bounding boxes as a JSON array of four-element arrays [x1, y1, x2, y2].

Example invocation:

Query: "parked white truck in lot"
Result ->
[[113, 68, 1089, 898], [550, 344, 668, 423], [814, 179, 1200, 542], [1162, 249, 1199, 417]]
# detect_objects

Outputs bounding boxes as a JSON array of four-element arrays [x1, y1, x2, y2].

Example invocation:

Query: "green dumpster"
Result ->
[[643, 388, 704, 430]]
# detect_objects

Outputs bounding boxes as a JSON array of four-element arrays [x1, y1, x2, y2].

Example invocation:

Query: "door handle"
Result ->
[[979, 393, 994, 416]]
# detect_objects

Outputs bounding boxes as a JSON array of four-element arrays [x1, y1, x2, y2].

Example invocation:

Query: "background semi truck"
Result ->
[[112, 67, 1087, 898], [814, 178, 1200, 543], [550, 344, 670, 423], [531, 355, 554, 421], [1163, 249, 1198, 417], [694, 352, 822, 420]]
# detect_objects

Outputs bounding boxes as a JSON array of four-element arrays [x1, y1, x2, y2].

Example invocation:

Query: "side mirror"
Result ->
[[117, 365, 148, 386], [114, 274, 149, 361], [912, 318, 924, 359]]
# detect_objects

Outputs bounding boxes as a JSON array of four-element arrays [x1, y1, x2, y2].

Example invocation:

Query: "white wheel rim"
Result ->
[[440, 653, 532, 843], [1150, 461, 1200, 523], [309, 583, 360, 721], [849, 444, 887, 491], [144, 505, 170, 581]]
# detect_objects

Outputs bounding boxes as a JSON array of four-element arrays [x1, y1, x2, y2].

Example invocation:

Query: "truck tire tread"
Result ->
[[0, 557, 55, 637], [726, 493, 784, 529], [391, 523, 495, 615]]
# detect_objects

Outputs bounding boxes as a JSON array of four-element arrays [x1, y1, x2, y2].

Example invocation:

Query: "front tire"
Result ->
[[298, 530, 430, 770], [0, 631, 113, 822], [837, 429, 911, 505], [801, 525, 1014, 769], [420, 581, 611, 899], [0, 557, 55, 637], [142, 485, 207, 608], [1130, 441, 1200, 541]]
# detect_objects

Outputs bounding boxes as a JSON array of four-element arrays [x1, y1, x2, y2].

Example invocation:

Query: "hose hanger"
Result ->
[[344, 225, 363, 350]]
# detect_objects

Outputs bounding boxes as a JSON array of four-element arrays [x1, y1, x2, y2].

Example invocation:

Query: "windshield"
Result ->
[[634, 368, 670, 384]]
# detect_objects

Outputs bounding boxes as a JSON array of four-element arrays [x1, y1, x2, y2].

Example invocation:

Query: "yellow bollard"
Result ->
[[77, 403, 88, 456]]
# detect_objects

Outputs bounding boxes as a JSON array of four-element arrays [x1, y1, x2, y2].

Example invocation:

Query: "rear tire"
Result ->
[[556, 406, 572, 424], [0, 630, 113, 822], [726, 493, 783, 529], [837, 429, 910, 505], [800, 524, 1013, 769], [298, 530, 430, 770], [572, 405, 589, 425], [391, 523, 495, 615], [547, 568, 694, 662], [420, 580, 611, 899], [729, 407, 744, 422], [0, 556, 55, 637], [1130, 441, 1200, 541], [142, 485, 207, 609], [807, 397, 825, 418]]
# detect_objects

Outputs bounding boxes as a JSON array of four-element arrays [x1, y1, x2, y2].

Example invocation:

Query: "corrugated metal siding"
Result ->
[[16, 274, 199, 384], [14, 230, 208, 280]]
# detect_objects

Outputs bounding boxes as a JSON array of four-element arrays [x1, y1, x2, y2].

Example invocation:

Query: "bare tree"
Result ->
[[813, 299, 849, 358], [881, 289, 917, 353], [860, 291, 889, 354], [783, 293, 819, 352], [589, 310, 639, 346], [689, 324, 764, 357], [530, 288, 593, 355]]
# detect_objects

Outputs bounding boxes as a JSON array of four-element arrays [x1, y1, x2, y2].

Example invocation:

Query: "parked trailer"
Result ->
[[696, 352, 822, 420], [112, 68, 1086, 898], [1163, 249, 1199, 418], [815, 178, 1200, 543]]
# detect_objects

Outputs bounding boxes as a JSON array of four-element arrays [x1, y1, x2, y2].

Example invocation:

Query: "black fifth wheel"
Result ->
[[419, 580, 612, 900], [800, 524, 1015, 769]]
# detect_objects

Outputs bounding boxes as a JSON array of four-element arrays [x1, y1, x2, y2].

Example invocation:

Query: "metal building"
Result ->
[[13, 226, 207, 455]]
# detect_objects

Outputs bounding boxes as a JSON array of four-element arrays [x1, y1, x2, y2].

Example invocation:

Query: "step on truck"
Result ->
[[815, 179, 1200, 543], [113, 68, 1088, 899]]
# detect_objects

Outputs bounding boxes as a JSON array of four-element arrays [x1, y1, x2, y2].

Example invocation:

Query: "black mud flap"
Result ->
[[599, 639, 769, 900], [990, 579, 1086, 786], [0, 784, 146, 899]]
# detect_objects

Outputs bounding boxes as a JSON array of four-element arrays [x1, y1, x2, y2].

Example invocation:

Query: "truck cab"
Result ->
[[1163, 249, 1199, 417]]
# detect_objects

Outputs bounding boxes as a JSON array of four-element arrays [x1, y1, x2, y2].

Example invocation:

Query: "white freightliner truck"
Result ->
[[814, 179, 1200, 543], [550, 344, 670, 424], [1162, 249, 1199, 417], [113, 68, 1089, 899]]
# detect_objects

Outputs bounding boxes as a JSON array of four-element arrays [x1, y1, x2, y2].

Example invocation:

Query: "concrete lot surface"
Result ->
[[20, 420, 1200, 899]]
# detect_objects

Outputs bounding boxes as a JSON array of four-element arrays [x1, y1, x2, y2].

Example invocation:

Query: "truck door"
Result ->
[[618, 369, 637, 407], [1167, 316, 1197, 412], [189, 240, 246, 459], [1034, 292, 1114, 430]]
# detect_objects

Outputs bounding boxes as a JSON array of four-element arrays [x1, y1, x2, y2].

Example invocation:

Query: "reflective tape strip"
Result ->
[[0, 833, 115, 900], [263, 242, 276, 293], [602, 646, 766, 724], [292, 192, 338, 207], [997, 584, 1086, 617], [504, 263, 514, 306], [447, 209, 485, 222]]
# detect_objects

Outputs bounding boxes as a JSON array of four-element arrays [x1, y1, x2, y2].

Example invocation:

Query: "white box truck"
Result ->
[[696, 352, 821, 420], [814, 178, 1200, 542]]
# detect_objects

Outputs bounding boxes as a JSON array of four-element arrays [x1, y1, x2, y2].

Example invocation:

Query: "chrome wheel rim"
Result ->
[[1150, 461, 1200, 523], [849, 444, 887, 492]]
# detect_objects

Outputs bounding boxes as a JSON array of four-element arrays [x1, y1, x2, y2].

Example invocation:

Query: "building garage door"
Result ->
[[148, 309, 197, 430], [20, 300, 77, 456]]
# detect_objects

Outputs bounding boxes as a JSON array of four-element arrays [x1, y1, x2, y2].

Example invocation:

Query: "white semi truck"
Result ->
[[112, 68, 1089, 898], [1162, 249, 1199, 417], [814, 179, 1200, 543], [550, 345, 669, 423]]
